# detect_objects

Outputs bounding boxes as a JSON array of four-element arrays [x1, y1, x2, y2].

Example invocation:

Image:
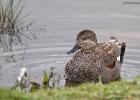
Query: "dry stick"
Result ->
[[11, 46, 27, 90], [21, 47, 26, 68]]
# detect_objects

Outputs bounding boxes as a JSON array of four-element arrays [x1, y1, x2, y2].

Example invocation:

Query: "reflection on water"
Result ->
[[0, 0, 140, 87]]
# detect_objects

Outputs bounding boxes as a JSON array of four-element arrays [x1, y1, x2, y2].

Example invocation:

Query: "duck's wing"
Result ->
[[94, 42, 120, 69], [97, 39, 126, 83], [101, 61, 121, 84], [104, 41, 126, 64], [108, 36, 127, 64]]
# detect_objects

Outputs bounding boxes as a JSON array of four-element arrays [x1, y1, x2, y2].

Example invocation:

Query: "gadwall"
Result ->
[[65, 30, 126, 86]]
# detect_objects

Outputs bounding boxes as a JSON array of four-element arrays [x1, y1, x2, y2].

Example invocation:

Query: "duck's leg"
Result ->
[[120, 43, 126, 64]]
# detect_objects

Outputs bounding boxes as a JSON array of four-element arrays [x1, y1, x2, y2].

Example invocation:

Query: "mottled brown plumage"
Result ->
[[76, 29, 97, 44], [67, 30, 97, 54], [95, 40, 122, 83], [65, 30, 126, 86], [66, 40, 102, 83]]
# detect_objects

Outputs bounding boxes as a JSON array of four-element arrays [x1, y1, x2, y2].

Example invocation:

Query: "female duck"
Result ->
[[65, 30, 126, 86]]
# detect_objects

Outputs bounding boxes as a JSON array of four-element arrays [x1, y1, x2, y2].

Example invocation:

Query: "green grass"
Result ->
[[1, 77, 140, 100]]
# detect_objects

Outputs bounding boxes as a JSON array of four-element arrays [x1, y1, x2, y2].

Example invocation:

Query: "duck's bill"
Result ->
[[67, 45, 80, 54]]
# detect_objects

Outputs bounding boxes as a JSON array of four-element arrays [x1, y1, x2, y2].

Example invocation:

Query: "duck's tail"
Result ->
[[120, 42, 126, 64]]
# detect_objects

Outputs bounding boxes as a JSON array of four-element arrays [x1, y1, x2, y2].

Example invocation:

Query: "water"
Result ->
[[0, 0, 140, 87]]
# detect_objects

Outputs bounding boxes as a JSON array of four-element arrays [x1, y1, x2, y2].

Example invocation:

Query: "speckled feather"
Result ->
[[65, 30, 123, 85]]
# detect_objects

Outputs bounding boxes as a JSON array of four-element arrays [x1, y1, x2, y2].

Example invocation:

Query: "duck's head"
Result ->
[[67, 29, 97, 54], [79, 40, 97, 52]]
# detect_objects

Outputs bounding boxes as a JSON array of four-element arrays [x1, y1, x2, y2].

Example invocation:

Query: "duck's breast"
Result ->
[[65, 51, 103, 82]]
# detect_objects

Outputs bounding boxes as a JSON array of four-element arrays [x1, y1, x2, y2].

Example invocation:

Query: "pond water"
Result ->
[[0, 0, 140, 87]]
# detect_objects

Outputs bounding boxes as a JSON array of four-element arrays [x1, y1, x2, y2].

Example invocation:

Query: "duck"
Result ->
[[65, 29, 126, 86]]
